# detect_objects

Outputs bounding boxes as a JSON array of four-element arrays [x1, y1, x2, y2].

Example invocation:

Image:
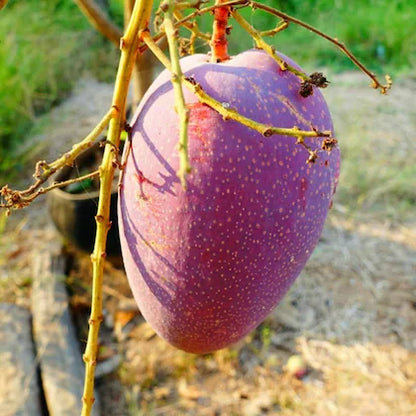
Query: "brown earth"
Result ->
[[1, 74, 415, 416]]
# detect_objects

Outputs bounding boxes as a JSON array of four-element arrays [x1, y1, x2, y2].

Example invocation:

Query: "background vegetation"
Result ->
[[1, 0, 415, 214], [0, 0, 119, 180]]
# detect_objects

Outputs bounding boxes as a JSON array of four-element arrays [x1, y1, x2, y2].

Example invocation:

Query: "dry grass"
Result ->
[[298, 339, 416, 416], [0, 219, 36, 307], [324, 73, 416, 223]]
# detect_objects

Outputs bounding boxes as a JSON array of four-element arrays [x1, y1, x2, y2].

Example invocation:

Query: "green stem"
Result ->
[[183, 79, 332, 140], [260, 20, 289, 37], [164, 2, 191, 188], [232, 10, 308, 80], [81, 1, 154, 415]]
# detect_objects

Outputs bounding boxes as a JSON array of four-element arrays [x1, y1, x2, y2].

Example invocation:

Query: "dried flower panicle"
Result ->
[[299, 72, 330, 97], [299, 80, 314, 98], [310, 72, 330, 88], [321, 137, 338, 152]]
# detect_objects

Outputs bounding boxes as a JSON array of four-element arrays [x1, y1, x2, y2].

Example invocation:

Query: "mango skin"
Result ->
[[118, 50, 340, 354]]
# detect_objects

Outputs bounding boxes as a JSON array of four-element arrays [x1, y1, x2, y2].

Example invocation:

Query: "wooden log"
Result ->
[[0, 303, 43, 416], [31, 249, 100, 416]]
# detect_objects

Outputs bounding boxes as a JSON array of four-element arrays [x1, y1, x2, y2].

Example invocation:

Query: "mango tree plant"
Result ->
[[0, 1, 391, 415]]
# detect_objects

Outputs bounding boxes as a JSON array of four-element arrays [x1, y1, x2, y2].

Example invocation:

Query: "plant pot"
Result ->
[[47, 143, 122, 260]]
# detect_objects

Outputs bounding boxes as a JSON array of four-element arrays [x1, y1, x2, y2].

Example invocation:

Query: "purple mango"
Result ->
[[118, 49, 340, 354]]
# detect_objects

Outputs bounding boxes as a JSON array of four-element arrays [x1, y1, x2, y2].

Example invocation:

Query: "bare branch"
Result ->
[[1, 171, 99, 211], [73, 0, 123, 46], [248, 1, 392, 93]]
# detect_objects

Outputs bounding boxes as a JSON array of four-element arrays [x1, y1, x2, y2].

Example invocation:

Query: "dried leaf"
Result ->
[[178, 378, 202, 400]]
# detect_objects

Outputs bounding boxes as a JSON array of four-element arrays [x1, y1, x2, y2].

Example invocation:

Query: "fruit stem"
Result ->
[[210, 0, 230, 62]]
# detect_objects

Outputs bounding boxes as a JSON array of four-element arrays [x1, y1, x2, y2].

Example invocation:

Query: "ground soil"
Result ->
[[1, 74, 415, 416]]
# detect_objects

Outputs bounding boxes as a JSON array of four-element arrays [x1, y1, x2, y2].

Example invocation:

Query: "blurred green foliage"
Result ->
[[199, 0, 415, 75], [0, 0, 118, 180]]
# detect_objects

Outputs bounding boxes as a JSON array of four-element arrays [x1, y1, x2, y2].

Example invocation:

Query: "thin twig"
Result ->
[[140, 0, 245, 54], [0, 107, 115, 210], [32, 107, 115, 191], [164, 1, 191, 188], [260, 20, 289, 37], [138, 33, 332, 161], [74, 0, 123, 46], [248, 1, 392, 93], [183, 78, 332, 140], [231, 10, 308, 80], [0, 171, 99, 210], [145, 0, 390, 93], [174, 0, 210, 9], [173, 9, 211, 52], [0, 0, 8, 11], [141, 30, 173, 70]]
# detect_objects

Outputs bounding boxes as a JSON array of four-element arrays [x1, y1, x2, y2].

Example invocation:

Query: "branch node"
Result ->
[[120, 37, 126, 50], [296, 136, 304, 145], [95, 215, 105, 223], [307, 151, 318, 164]]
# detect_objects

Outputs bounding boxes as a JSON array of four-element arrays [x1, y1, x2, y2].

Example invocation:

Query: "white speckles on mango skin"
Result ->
[[118, 49, 340, 354]]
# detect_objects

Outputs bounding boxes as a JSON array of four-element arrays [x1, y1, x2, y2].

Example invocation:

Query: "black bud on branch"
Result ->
[[321, 137, 338, 152], [310, 72, 330, 88], [299, 81, 314, 98]]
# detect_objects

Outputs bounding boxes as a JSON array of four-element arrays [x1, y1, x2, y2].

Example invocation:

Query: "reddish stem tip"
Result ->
[[210, 1, 230, 62]]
